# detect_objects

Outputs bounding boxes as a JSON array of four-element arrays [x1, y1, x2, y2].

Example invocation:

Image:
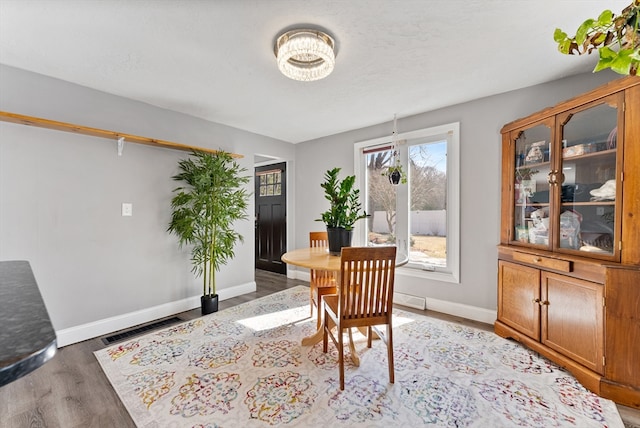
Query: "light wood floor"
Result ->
[[1, 270, 638, 428]]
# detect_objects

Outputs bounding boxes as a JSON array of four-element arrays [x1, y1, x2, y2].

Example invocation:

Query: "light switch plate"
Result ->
[[121, 203, 133, 217]]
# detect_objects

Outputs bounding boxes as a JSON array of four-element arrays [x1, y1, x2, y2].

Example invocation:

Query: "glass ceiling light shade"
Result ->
[[274, 29, 335, 82]]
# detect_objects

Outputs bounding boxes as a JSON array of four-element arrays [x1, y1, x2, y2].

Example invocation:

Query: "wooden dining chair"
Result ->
[[322, 245, 397, 390], [309, 231, 337, 328]]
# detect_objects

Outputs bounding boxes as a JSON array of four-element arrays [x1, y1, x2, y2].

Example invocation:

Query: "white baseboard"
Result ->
[[393, 292, 426, 310], [286, 268, 310, 283], [424, 296, 496, 325], [56, 281, 256, 347], [288, 268, 494, 325]]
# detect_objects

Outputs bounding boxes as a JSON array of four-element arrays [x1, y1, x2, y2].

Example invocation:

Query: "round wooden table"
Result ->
[[281, 246, 408, 270], [281, 246, 340, 271]]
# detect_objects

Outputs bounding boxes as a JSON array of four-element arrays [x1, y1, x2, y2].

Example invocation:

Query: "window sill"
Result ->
[[397, 265, 460, 284]]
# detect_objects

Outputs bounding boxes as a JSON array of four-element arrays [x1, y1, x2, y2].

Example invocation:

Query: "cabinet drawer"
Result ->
[[513, 251, 571, 272]]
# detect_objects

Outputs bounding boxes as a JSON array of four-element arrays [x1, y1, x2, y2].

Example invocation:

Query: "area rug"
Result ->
[[95, 286, 623, 427]]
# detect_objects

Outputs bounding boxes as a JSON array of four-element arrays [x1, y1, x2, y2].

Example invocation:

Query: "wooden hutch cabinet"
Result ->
[[496, 76, 640, 409]]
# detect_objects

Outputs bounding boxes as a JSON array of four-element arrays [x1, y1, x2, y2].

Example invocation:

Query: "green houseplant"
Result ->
[[381, 150, 407, 185], [168, 150, 250, 315], [554, 0, 640, 75], [317, 167, 369, 255]]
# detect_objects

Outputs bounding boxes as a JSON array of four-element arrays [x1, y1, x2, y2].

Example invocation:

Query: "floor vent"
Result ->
[[393, 292, 426, 310], [101, 316, 183, 345]]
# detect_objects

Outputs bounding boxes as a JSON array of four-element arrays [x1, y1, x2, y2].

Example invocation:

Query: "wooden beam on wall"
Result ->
[[0, 111, 243, 158]]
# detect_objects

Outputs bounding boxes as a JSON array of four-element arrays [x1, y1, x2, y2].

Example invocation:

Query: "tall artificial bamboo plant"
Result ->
[[168, 150, 249, 308]]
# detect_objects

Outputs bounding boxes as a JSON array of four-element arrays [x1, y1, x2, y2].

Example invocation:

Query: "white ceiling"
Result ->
[[0, 0, 628, 143]]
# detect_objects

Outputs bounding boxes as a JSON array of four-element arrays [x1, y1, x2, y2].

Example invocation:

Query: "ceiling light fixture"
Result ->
[[274, 29, 336, 82]]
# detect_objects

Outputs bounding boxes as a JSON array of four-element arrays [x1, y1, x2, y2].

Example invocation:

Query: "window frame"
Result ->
[[354, 121, 460, 283]]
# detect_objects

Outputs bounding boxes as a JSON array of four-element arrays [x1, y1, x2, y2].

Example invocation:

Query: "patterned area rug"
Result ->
[[95, 286, 623, 427]]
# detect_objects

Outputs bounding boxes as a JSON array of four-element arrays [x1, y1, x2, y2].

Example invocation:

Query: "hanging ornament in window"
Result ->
[[381, 114, 407, 185]]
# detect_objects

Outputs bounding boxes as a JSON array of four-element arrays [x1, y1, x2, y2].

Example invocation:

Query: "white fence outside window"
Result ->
[[371, 210, 446, 236]]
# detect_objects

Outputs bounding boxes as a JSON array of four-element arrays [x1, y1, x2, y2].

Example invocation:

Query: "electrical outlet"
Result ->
[[596, 207, 605, 216], [121, 203, 133, 217]]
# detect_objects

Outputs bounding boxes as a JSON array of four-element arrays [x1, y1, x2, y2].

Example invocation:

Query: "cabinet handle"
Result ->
[[540, 300, 550, 306], [533, 257, 542, 263], [532, 298, 541, 303], [547, 170, 561, 186]]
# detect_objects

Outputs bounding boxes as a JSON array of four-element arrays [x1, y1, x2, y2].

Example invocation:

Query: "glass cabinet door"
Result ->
[[511, 119, 553, 248], [556, 94, 621, 259]]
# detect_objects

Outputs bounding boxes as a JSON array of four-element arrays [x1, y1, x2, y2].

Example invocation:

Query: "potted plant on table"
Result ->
[[316, 167, 369, 255], [168, 150, 250, 315]]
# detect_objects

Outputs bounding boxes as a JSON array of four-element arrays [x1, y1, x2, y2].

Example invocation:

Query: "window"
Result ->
[[257, 169, 282, 196], [354, 122, 460, 283]]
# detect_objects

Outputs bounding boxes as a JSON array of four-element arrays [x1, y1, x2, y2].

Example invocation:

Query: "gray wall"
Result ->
[[0, 62, 619, 339], [294, 70, 617, 313], [0, 65, 295, 337]]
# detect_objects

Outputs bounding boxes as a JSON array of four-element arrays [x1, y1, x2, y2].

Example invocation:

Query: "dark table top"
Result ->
[[0, 260, 57, 387]]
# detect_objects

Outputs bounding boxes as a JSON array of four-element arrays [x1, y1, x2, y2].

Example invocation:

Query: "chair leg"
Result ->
[[338, 327, 344, 390], [386, 324, 394, 384], [315, 298, 322, 329], [322, 311, 328, 353], [310, 287, 314, 318]]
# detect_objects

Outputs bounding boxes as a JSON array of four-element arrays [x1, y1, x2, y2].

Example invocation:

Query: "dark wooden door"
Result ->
[[255, 163, 287, 274]]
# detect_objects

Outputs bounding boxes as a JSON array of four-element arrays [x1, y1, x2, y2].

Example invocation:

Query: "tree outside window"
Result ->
[[355, 122, 460, 283]]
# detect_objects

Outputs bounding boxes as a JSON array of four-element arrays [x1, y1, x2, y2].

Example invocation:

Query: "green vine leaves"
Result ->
[[554, 0, 640, 75]]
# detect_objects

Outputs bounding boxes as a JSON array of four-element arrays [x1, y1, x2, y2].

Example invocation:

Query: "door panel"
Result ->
[[498, 261, 540, 340], [255, 163, 287, 274], [541, 272, 604, 374]]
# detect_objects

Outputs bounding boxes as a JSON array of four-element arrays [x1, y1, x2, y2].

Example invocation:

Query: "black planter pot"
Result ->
[[201, 294, 219, 315], [389, 170, 401, 185], [327, 227, 353, 256]]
